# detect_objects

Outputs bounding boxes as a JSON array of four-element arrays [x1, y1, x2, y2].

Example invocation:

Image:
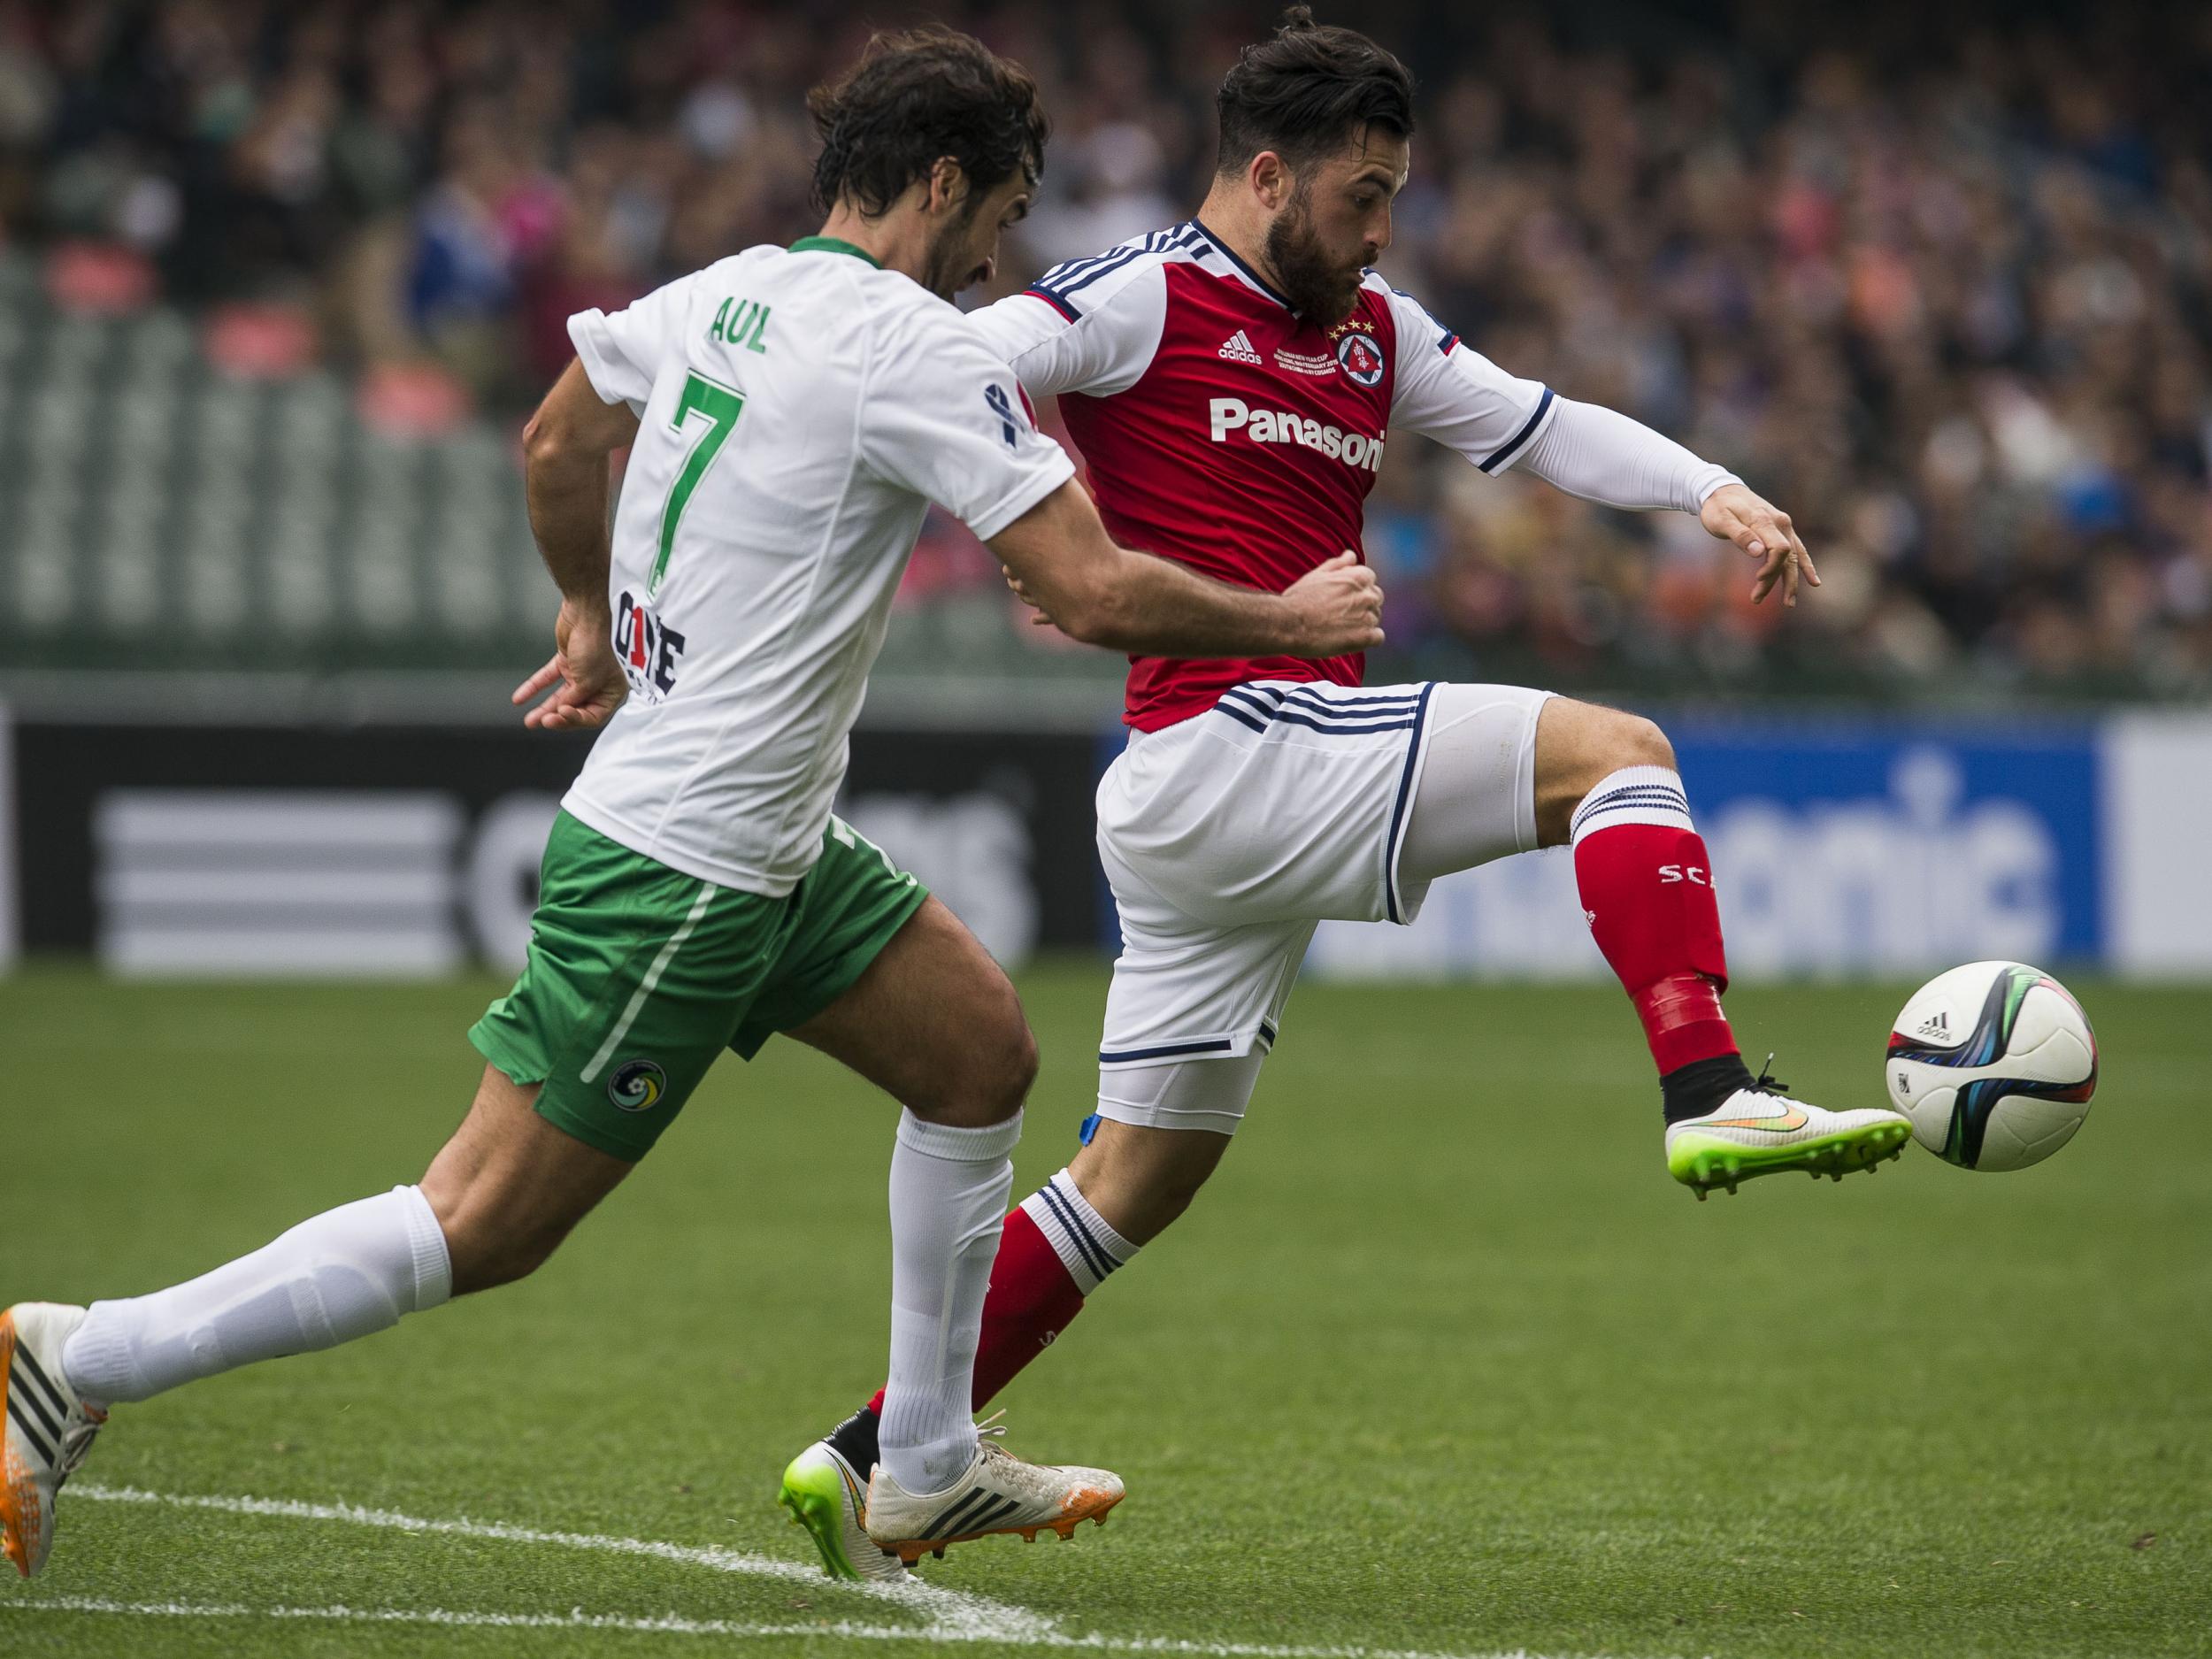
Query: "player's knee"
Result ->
[[1534, 702, 1680, 847], [1609, 712, 1676, 772], [968, 1017, 1038, 1124], [1002, 1020, 1041, 1112], [912, 1001, 1036, 1127]]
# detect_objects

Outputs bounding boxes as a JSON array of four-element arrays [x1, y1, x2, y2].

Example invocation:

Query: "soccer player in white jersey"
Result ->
[[0, 28, 1389, 1583], [783, 8, 1913, 1574]]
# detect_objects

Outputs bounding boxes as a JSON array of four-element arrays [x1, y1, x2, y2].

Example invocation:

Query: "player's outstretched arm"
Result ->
[[1518, 398, 1821, 606], [987, 480, 1385, 659], [1387, 286, 1818, 606], [513, 359, 641, 731]]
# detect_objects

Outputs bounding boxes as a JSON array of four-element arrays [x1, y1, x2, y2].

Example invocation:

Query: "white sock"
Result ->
[[61, 1185, 453, 1405], [1568, 764, 1696, 841], [877, 1109, 1022, 1494], [1021, 1169, 1137, 1295]]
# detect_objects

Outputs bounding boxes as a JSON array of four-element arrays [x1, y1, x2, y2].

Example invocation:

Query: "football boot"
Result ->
[[2, 1303, 107, 1578], [1666, 1058, 1911, 1199], [779, 1409, 910, 1583], [864, 1416, 1123, 1564]]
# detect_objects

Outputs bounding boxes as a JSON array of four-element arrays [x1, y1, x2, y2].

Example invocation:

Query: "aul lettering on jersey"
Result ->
[[708, 296, 770, 353], [613, 588, 687, 703], [1207, 397, 1384, 472]]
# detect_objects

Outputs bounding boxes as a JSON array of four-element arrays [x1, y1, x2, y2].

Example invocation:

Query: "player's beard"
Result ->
[[922, 197, 992, 300], [1265, 180, 1365, 326]]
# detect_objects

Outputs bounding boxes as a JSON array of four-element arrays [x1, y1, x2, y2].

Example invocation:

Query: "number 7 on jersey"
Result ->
[[653, 371, 744, 598]]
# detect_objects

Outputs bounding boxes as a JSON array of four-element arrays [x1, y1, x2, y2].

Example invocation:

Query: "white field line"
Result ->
[[3, 1598, 950, 1642], [7, 1482, 1651, 1659], [67, 1480, 1047, 1642], [3, 1598, 1618, 1659]]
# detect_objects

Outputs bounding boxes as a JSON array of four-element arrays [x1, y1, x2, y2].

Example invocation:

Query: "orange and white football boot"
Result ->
[[2, 1303, 107, 1578]]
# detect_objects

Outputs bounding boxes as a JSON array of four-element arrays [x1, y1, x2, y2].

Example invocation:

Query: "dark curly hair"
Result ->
[[1215, 6, 1416, 175], [808, 27, 1049, 217]]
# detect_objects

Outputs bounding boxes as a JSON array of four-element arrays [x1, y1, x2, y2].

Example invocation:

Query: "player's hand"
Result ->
[[1701, 483, 1819, 606], [1005, 567, 1061, 627], [1282, 550, 1385, 656], [513, 597, 626, 731]]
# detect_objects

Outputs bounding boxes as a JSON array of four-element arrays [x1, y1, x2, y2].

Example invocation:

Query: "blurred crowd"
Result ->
[[2, 0, 2208, 695]]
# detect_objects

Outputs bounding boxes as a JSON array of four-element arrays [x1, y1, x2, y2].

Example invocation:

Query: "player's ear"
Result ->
[[1249, 150, 1291, 211], [927, 156, 969, 218]]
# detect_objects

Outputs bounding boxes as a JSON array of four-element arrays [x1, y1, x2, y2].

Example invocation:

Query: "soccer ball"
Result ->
[[1885, 962, 2097, 1171]]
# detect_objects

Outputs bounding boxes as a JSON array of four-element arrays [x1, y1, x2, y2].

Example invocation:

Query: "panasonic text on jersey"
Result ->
[[1208, 398, 1384, 472]]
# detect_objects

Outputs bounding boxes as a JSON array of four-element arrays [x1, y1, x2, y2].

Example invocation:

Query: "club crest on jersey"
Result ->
[[614, 589, 687, 703], [1334, 332, 1385, 386]]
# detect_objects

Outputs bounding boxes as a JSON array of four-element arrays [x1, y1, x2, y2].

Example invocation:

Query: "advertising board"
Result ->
[[1309, 714, 2208, 981], [10, 723, 1099, 974]]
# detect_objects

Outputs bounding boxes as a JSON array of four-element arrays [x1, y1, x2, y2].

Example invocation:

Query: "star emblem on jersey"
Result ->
[[1217, 329, 1262, 365]]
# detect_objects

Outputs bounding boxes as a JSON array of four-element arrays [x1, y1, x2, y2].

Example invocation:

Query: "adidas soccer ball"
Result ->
[[1885, 961, 2097, 1171]]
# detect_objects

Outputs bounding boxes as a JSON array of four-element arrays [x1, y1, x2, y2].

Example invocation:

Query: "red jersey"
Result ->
[[970, 220, 1557, 730]]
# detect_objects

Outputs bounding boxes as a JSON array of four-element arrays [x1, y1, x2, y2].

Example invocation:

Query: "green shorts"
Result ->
[[470, 810, 928, 1161]]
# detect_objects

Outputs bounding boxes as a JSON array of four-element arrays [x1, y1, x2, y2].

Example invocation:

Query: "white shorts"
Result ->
[[1093, 680, 1551, 1081]]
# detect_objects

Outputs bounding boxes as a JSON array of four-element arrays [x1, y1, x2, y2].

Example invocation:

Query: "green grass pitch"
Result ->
[[1, 964, 2204, 1658]]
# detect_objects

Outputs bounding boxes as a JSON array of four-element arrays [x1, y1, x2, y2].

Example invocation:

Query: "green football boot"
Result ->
[[1666, 1062, 1911, 1199], [780, 1415, 909, 1582]]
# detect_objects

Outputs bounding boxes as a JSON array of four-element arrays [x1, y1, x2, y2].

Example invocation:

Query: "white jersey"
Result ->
[[558, 237, 1074, 896]]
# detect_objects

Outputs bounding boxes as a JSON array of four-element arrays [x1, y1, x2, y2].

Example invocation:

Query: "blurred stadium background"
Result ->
[[0, 0, 2208, 984]]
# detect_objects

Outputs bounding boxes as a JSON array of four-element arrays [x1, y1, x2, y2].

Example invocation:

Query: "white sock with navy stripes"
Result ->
[[1022, 1170, 1136, 1296], [1568, 764, 1696, 842], [60, 1185, 452, 1406], [879, 1110, 1023, 1494]]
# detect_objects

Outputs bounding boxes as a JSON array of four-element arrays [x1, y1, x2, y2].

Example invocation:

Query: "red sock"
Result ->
[[1571, 770, 1738, 1074], [864, 1204, 1086, 1418]]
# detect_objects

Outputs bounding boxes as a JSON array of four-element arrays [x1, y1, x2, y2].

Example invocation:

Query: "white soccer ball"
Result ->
[[1885, 961, 2097, 1171]]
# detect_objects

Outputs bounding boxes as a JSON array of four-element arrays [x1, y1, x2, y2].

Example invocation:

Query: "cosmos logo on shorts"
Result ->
[[608, 1058, 668, 1112]]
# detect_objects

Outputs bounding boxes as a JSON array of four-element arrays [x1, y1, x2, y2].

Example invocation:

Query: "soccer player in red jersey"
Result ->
[[781, 8, 1911, 1578]]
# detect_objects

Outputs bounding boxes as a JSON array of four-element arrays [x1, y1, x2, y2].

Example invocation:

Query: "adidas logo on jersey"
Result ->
[[1207, 396, 1385, 472], [1217, 330, 1263, 365]]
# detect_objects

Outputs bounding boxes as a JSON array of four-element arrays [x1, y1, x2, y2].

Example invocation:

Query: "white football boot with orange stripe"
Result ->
[[2, 1303, 107, 1578], [864, 1417, 1124, 1565], [1665, 1059, 1911, 1199]]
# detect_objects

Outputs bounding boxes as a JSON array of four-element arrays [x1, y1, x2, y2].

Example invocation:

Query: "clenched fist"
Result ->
[[1282, 550, 1386, 657]]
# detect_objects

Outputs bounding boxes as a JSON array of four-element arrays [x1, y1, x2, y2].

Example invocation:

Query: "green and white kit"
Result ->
[[472, 238, 1074, 1158]]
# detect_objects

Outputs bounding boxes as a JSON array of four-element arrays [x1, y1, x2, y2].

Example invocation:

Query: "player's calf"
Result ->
[[422, 1065, 634, 1295]]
